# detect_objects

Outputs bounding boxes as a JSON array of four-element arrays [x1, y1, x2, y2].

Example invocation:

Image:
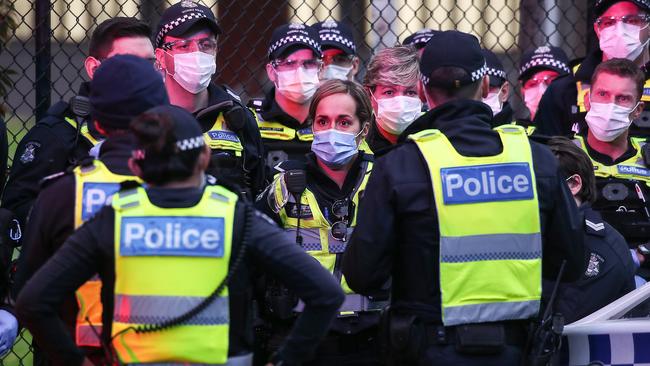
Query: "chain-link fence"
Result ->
[[0, 0, 591, 365]]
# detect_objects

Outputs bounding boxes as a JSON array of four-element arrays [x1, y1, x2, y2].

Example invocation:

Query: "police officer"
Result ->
[[401, 28, 438, 56], [571, 58, 650, 254], [536, 0, 650, 137], [481, 48, 513, 127], [547, 137, 636, 324], [257, 80, 384, 365], [314, 20, 359, 81], [342, 31, 585, 365], [16, 105, 344, 366], [12, 55, 169, 365], [1, 17, 153, 229], [363, 46, 421, 154], [154, 1, 265, 196], [248, 23, 322, 171], [518, 46, 570, 123]]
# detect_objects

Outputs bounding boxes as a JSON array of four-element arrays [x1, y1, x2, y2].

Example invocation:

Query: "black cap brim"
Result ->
[[270, 42, 321, 60], [321, 42, 354, 55]]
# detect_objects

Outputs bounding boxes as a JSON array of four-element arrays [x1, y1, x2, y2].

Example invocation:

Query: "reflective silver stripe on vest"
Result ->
[[294, 294, 387, 313], [443, 300, 541, 326], [291, 228, 322, 251], [127, 353, 253, 366], [440, 233, 541, 263], [114, 294, 229, 326]]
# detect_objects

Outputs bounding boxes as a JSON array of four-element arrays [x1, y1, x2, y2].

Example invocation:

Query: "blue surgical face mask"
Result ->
[[311, 129, 361, 167]]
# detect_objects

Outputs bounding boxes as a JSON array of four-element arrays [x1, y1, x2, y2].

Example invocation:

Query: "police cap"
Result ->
[[595, 0, 650, 16], [482, 48, 507, 87], [419, 30, 486, 88], [402, 28, 438, 49], [90, 55, 169, 130], [313, 20, 356, 55], [155, 1, 221, 48], [268, 23, 321, 60], [518, 45, 570, 82]]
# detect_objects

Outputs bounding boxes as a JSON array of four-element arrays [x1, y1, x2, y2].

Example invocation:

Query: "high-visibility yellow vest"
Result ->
[[203, 113, 244, 157], [410, 125, 542, 326], [573, 135, 650, 185], [73, 160, 140, 347], [65, 117, 101, 146], [111, 185, 237, 364], [268, 157, 379, 313]]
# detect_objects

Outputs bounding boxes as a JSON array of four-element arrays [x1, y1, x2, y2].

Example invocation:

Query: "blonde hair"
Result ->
[[363, 46, 419, 89]]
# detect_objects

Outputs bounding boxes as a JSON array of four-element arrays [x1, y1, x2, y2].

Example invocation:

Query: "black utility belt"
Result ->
[[424, 322, 527, 348]]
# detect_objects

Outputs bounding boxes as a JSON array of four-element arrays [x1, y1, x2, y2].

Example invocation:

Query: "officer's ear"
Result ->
[[128, 158, 144, 179], [632, 101, 645, 121], [155, 47, 171, 75], [566, 174, 583, 198], [584, 92, 591, 112], [350, 56, 360, 78], [84, 56, 102, 79], [499, 82, 510, 103], [480, 75, 490, 99], [196, 144, 211, 173], [266, 63, 277, 84]]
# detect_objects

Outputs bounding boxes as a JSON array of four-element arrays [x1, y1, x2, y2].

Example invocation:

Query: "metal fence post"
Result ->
[[34, 0, 51, 122]]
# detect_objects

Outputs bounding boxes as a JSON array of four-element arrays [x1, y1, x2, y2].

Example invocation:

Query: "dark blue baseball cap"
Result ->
[[482, 49, 507, 87], [519, 45, 570, 82], [313, 20, 356, 55], [90, 55, 169, 130], [595, 0, 650, 16], [420, 30, 486, 88], [268, 23, 321, 60], [402, 28, 438, 49], [155, 1, 221, 48]]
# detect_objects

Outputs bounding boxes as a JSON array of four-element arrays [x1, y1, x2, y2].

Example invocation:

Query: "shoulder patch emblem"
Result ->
[[20, 142, 41, 164], [585, 252, 604, 277]]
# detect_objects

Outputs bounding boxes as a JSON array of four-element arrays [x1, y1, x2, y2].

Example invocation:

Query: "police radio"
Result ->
[[284, 169, 307, 245]]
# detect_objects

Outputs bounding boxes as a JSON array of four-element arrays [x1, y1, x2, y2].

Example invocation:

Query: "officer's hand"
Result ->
[[0, 309, 17, 356]]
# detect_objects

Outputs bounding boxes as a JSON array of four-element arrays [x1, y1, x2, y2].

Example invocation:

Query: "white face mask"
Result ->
[[585, 101, 638, 142], [169, 51, 216, 94], [320, 64, 352, 81], [274, 67, 320, 104], [599, 21, 650, 61], [523, 83, 548, 118], [482, 89, 503, 116], [375, 95, 423, 135]]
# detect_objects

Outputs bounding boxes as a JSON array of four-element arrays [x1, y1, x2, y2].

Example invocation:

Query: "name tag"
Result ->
[[120, 216, 225, 257], [207, 130, 240, 143], [441, 163, 534, 205], [618, 165, 650, 177], [297, 127, 313, 136], [82, 182, 121, 221]]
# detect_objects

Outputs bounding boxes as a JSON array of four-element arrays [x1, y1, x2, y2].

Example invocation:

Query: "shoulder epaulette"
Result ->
[[118, 180, 141, 192], [222, 85, 242, 103]]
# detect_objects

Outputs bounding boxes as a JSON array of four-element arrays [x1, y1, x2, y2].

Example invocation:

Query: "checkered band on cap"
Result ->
[[176, 135, 205, 151], [320, 33, 356, 52], [520, 57, 570, 75], [471, 63, 488, 82], [156, 12, 205, 46], [486, 67, 507, 79], [268, 34, 321, 57], [420, 62, 487, 86]]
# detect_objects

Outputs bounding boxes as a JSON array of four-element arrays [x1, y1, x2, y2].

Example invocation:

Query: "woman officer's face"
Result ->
[[313, 92, 366, 144]]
